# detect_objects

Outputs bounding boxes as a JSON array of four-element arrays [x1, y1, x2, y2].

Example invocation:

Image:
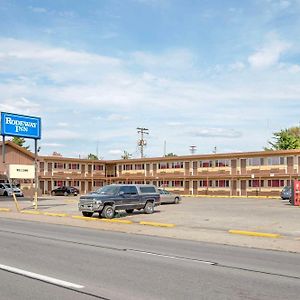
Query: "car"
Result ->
[[281, 186, 292, 200], [79, 184, 160, 218], [0, 183, 24, 197], [51, 186, 79, 196], [158, 188, 181, 204]]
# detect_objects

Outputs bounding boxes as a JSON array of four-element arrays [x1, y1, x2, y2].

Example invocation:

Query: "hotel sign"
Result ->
[[9, 164, 35, 179], [1, 112, 41, 139]]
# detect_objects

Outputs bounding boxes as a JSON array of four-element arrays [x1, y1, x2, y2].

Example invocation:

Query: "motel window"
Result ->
[[171, 162, 184, 169], [267, 180, 285, 187], [267, 157, 285, 165], [215, 180, 230, 188], [158, 180, 169, 187], [123, 164, 133, 171], [248, 180, 264, 187], [54, 181, 65, 187], [248, 158, 264, 166], [94, 165, 104, 171], [199, 160, 213, 168], [215, 160, 230, 167], [199, 180, 213, 187], [171, 181, 183, 187], [68, 163, 80, 170], [158, 162, 169, 169], [93, 181, 103, 187], [135, 164, 145, 170], [54, 163, 65, 169]]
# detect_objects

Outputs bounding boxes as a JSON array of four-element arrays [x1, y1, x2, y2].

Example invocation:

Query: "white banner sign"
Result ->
[[9, 164, 35, 179]]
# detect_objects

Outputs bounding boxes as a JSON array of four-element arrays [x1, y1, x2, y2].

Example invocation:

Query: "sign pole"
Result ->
[[34, 139, 38, 210], [2, 135, 5, 163]]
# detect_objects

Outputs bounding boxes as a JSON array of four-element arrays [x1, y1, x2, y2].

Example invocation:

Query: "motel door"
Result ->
[[241, 180, 247, 196]]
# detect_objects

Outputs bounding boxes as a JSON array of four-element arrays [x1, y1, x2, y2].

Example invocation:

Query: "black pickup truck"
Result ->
[[78, 184, 160, 218]]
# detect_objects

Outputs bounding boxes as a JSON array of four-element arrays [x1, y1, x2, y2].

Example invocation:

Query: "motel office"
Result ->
[[1, 141, 300, 197]]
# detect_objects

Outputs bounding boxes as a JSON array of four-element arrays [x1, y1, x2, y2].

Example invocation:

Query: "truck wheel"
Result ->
[[64, 191, 68, 196], [174, 197, 179, 204], [82, 212, 93, 217], [125, 209, 134, 214], [144, 201, 154, 214], [102, 205, 115, 219], [3, 191, 8, 196]]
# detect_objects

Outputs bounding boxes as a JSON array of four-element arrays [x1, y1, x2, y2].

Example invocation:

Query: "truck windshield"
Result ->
[[95, 186, 118, 195]]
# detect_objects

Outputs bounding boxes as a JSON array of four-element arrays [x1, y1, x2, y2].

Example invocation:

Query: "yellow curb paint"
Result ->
[[43, 212, 68, 217], [64, 200, 78, 204], [228, 230, 281, 238], [20, 210, 41, 215], [71, 216, 97, 221], [139, 221, 175, 228], [0, 208, 11, 212], [99, 219, 133, 224]]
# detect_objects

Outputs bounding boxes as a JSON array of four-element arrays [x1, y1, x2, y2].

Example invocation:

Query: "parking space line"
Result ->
[[43, 212, 69, 217], [0, 208, 11, 212], [139, 221, 176, 228], [229, 230, 281, 238]]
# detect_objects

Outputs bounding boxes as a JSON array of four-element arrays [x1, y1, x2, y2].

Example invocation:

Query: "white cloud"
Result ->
[[188, 128, 242, 138], [40, 143, 65, 148], [108, 149, 123, 155], [43, 130, 82, 140], [248, 37, 291, 69]]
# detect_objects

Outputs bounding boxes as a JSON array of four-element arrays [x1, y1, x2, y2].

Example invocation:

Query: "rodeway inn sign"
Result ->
[[1, 112, 41, 139]]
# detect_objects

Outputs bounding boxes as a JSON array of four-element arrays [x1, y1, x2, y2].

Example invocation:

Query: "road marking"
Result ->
[[0, 264, 84, 289], [229, 230, 281, 238], [20, 210, 41, 215], [71, 215, 97, 221], [0, 208, 11, 212], [99, 219, 133, 224], [43, 212, 68, 217], [139, 221, 175, 228], [131, 250, 215, 265]]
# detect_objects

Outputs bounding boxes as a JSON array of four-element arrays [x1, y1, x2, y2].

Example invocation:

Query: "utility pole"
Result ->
[[189, 145, 197, 155], [137, 127, 149, 158], [164, 140, 167, 157], [213, 146, 217, 154]]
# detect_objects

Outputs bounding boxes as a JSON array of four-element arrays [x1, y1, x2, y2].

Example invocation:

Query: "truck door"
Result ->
[[119, 186, 139, 209]]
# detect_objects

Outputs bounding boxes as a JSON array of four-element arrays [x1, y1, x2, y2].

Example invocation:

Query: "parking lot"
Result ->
[[1, 195, 300, 252]]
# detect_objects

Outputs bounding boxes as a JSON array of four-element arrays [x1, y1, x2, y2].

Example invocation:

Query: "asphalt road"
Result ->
[[0, 218, 300, 300]]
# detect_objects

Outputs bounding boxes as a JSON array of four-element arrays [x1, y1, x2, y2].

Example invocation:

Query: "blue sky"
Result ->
[[0, 0, 300, 159]]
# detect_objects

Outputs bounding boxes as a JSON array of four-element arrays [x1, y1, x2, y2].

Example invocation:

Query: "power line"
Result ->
[[137, 127, 149, 158]]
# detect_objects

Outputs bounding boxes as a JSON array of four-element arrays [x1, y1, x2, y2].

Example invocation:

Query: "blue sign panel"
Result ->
[[1, 112, 41, 139]]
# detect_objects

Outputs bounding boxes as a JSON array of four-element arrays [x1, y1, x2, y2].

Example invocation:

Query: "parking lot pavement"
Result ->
[[1, 195, 300, 252]]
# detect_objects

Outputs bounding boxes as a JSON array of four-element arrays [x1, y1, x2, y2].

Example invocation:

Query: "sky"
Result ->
[[0, 0, 300, 159]]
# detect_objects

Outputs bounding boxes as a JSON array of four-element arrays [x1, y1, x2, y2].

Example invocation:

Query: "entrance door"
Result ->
[[241, 180, 247, 196]]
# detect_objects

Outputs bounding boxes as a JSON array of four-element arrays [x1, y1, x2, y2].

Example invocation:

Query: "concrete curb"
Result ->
[[228, 229, 281, 238]]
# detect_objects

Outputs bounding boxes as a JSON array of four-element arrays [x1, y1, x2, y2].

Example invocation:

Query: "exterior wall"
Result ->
[[1, 143, 300, 197]]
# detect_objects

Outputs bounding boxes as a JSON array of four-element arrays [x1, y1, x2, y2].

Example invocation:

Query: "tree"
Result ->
[[11, 137, 30, 150], [121, 151, 132, 159], [265, 126, 300, 150], [88, 153, 99, 160], [165, 153, 177, 157]]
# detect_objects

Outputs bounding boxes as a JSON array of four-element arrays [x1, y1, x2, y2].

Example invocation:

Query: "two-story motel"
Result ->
[[1, 141, 300, 197]]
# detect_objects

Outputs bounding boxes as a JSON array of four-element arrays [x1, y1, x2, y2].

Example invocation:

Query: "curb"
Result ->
[[228, 229, 281, 238], [139, 221, 176, 228], [71, 216, 98, 221], [99, 219, 133, 224]]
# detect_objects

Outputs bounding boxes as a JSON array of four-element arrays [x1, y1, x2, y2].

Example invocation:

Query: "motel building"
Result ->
[[1, 140, 300, 197]]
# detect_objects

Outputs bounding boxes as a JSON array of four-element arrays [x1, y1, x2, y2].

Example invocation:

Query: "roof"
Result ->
[[0, 140, 35, 159], [38, 148, 300, 164]]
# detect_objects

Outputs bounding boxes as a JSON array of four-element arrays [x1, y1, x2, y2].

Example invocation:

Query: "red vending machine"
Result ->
[[291, 180, 300, 206]]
